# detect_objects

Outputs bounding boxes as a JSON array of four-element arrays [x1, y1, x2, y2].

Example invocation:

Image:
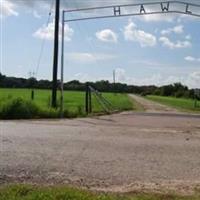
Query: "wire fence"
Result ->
[[85, 84, 117, 114]]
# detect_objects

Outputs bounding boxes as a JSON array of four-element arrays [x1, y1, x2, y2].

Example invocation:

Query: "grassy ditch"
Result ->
[[0, 185, 200, 200], [146, 95, 200, 113]]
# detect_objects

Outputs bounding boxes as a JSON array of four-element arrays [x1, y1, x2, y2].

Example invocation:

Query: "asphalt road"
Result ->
[[1, 111, 200, 193]]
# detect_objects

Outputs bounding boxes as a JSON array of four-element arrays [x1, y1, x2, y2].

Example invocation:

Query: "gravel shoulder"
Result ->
[[1, 111, 200, 194]]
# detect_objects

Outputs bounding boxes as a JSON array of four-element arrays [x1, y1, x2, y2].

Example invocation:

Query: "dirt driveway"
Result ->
[[1, 109, 200, 194], [129, 94, 179, 113]]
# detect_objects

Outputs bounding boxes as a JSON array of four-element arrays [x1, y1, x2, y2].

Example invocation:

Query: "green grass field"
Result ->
[[0, 185, 199, 200], [0, 88, 133, 119], [146, 95, 200, 113]]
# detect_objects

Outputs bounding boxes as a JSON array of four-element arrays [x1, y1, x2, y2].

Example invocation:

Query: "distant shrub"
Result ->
[[0, 97, 87, 119], [140, 92, 150, 96], [153, 89, 161, 96], [7, 94, 13, 99], [39, 108, 60, 118], [62, 106, 87, 118], [175, 90, 184, 98], [0, 98, 39, 119], [63, 109, 78, 118], [77, 105, 84, 116]]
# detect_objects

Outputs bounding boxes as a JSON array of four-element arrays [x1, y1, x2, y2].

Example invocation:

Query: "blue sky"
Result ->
[[1, 0, 200, 88]]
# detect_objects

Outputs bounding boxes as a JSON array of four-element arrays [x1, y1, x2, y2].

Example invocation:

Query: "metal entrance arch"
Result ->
[[60, 1, 200, 115]]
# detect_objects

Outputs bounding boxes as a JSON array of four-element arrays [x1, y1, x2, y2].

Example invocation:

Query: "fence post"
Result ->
[[85, 83, 89, 114], [194, 97, 197, 108], [89, 88, 92, 113], [31, 89, 34, 100]]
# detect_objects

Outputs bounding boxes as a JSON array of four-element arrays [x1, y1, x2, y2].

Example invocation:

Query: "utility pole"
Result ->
[[113, 70, 116, 84], [28, 71, 35, 100], [52, 0, 60, 108], [113, 69, 116, 93]]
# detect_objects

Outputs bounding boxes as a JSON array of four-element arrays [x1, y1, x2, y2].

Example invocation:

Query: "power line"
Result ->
[[35, 0, 54, 78], [67, 0, 106, 79]]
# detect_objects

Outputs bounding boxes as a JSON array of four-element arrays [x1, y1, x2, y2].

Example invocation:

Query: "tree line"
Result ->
[[0, 73, 198, 99]]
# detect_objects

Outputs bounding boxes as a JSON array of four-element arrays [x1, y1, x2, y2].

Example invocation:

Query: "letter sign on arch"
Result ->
[[59, 1, 200, 116]]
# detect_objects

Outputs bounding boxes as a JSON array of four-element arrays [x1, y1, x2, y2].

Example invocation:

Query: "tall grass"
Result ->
[[0, 98, 39, 119], [147, 95, 200, 112], [0, 97, 85, 119], [0, 89, 133, 119], [0, 184, 199, 200]]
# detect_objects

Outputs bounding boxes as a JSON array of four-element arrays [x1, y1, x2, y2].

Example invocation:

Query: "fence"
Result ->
[[85, 84, 117, 114]]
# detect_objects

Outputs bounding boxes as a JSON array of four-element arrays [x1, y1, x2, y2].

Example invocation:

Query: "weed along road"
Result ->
[[1, 110, 200, 194]]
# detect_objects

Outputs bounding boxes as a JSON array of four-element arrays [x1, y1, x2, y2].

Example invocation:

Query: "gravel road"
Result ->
[[129, 94, 179, 113], [1, 110, 200, 194]]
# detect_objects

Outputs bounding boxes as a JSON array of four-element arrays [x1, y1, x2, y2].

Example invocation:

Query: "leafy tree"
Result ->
[[0, 73, 197, 99]]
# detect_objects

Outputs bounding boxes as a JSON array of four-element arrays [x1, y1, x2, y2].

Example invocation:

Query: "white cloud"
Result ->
[[33, 10, 41, 19], [184, 56, 200, 62], [111, 68, 163, 85], [130, 60, 168, 69], [114, 68, 200, 88], [185, 56, 195, 62], [68, 68, 200, 89], [139, 14, 175, 23], [161, 25, 184, 35], [67, 52, 116, 63], [96, 29, 118, 43], [115, 68, 126, 82], [73, 73, 89, 82], [177, 14, 199, 23], [134, 72, 200, 89], [159, 36, 191, 49], [33, 21, 74, 41], [134, 74, 163, 86], [186, 71, 200, 88], [185, 34, 191, 40], [0, 0, 18, 18], [123, 20, 157, 47], [189, 71, 200, 80]]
